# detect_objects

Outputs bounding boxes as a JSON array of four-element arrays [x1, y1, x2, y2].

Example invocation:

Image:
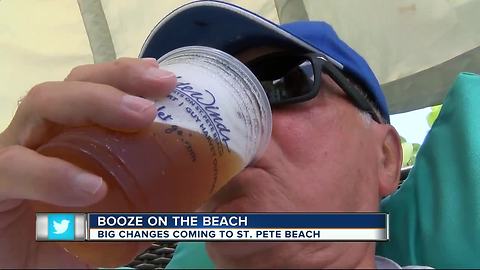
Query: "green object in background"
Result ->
[[165, 242, 214, 269], [377, 72, 480, 268], [401, 137, 414, 166], [401, 136, 421, 167], [427, 105, 442, 127]]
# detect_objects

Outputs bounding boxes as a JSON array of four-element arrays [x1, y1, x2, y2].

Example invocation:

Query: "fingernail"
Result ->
[[121, 95, 155, 113], [73, 173, 104, 195], [141, 57, 159, 66], [142, 67, 175, 81]]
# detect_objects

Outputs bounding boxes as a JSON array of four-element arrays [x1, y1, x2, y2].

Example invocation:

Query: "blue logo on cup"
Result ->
[[47, 214, 75, 240]]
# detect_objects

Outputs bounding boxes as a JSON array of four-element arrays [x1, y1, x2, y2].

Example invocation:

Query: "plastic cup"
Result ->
[[33, 46, 272, 267]]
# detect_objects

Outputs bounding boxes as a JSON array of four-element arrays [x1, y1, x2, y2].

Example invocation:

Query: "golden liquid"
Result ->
[[33, 123, 245, 267]]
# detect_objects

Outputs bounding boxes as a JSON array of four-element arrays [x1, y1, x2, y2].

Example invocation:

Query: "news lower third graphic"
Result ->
[[36, 213, 388, 242], [36, 213, 86, 241]]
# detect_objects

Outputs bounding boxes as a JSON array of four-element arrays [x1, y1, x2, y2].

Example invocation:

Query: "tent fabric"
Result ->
[[2, 0, 480, 130], [101, 0, 280, 59], [277, 0, 480, 114], [0, 0, 92, 130], [278, 0, 480, 113], [0, 0, 278, 130]]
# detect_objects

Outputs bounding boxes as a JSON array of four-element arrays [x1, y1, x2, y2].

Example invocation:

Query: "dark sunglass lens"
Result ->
[[261, 59, 315, 104], [284, 60, 314, 95]]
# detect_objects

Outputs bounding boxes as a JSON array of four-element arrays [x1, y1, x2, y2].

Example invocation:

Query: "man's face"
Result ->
[[202, 74, 391, 214], [200, 51, 402, 267]]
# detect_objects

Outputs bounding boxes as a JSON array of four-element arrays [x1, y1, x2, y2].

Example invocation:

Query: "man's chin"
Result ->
[[209, 167, 273, 213]]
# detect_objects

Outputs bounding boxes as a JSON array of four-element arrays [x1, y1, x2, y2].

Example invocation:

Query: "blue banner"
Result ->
[[88, 213, 386, 229]]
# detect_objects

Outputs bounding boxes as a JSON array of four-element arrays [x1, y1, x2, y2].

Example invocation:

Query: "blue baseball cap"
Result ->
[[140, 0, 389, 122]]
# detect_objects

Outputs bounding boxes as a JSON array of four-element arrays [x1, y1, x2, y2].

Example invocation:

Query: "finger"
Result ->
[[7, 80, 158, 147], [0, 145, 107, 207], [65, 57, 177, 99], [9, 79, 160, 147], [27, 81, 157, 130]]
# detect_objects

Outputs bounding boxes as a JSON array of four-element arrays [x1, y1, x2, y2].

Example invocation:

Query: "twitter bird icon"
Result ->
[[53, 219, 70, 234], [47, 214, 75, 240]]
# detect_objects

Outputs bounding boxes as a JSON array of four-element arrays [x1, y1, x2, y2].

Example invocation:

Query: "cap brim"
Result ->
[[139, 1, 342, 68]]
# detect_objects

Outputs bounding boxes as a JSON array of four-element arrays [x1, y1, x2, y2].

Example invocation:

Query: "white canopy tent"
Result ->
[[1, 0, 479, 129]]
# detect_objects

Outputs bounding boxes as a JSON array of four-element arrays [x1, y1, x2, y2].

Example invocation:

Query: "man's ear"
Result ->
[[377, 125, 402, 197]]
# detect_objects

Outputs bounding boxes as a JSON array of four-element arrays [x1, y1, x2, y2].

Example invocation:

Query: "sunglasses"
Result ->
[[245, 52, 382, 123]]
